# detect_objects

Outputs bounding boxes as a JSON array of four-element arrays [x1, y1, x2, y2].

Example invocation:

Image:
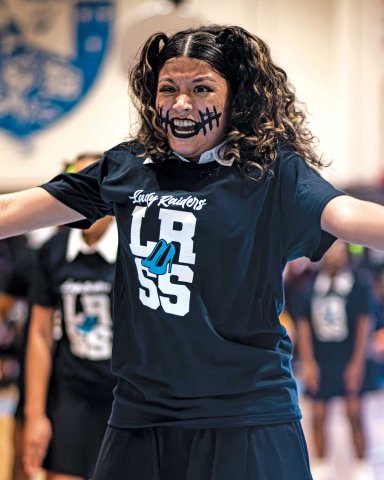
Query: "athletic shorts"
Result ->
[[92, 421, 313, 480], [43, 386, 112, 477]]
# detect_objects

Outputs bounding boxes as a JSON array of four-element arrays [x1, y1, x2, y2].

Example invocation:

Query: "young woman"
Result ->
[[0, 25, 383, 480], [295, 240, 376, 480]]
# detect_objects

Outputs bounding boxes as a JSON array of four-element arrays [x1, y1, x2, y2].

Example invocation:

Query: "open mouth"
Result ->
[[171, 118, 198, 137], [158, 107, 222, 139]]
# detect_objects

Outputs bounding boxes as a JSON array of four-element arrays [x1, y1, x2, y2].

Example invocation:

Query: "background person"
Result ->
[[294, 240, 376, 480], [23, 155, 117, 480]]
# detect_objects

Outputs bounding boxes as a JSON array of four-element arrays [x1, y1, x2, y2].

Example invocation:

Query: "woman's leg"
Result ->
[[345, 395, 365, 459], [344, 396, 376, 480], [311, 399, 328, 458]]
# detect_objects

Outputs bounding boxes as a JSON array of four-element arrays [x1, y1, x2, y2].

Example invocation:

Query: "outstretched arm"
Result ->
[[0, 187, 85, 239], [321, 195, 384, 250]]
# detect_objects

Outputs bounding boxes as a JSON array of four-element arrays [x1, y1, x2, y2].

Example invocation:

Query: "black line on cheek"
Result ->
[[158, 106, 169, 133], [206, 107, 213, 131], [158, 106, 163, 129], [199, 110, 207, 135], [165, 110, 170, 133], [213, 106, 220, 128]]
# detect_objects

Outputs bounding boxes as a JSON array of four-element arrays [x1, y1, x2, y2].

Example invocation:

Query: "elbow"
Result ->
[[321, 196, 361, 241]]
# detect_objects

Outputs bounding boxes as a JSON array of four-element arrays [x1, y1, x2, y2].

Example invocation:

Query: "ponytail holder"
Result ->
[[147, 33, 168, 71]]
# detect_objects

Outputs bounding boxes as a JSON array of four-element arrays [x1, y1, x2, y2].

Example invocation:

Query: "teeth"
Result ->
[[175, 128, 194, 134], [173, 119, 195, 127]]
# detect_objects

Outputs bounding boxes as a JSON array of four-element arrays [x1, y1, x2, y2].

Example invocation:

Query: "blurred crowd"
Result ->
[[283, 241, 384, 480]]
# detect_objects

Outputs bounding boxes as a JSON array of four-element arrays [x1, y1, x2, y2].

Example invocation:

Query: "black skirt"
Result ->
[[92, 421, 313, 480], [43, 385, 112, 477]]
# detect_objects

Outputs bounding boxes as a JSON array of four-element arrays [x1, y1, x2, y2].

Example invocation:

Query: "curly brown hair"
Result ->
[[129, 25, 327, 178]]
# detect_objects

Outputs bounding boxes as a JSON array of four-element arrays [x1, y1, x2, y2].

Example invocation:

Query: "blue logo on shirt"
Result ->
[[76, 315, 99, 333], [142, 239, 176, 275], [0, 1, 114, 138]]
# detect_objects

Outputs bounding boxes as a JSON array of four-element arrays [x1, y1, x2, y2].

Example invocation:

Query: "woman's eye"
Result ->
[[158, 85, 176, 93], [194, 85, 212, 93]]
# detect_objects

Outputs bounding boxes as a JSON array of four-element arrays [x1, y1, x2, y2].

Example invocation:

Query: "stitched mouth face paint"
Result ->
[[158, 106, 222, 138]]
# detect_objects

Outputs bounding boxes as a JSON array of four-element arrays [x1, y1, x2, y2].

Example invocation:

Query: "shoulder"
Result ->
[[98, 141, 150, 180], [274, 145, 321, 180], [99, 141, 165, 191], [104, 141, 146, 163]]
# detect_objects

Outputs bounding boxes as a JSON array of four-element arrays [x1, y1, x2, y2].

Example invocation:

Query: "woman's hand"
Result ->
[[301, 359, 320, 394], [23, 413, 52, 476]]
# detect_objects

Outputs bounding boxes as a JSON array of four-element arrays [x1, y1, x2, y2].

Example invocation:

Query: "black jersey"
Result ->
[[294, 270, 373, 365], [32, 227, 117, 400], [41, 142, 344, 428], [4, 247, 37, 416], [292, 269, 377, 399]]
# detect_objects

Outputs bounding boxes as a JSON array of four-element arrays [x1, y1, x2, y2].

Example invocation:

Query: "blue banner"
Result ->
[[0, 1, 114, 138]]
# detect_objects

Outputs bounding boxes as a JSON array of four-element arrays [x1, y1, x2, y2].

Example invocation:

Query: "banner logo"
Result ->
[[0, 1, 114, 138]]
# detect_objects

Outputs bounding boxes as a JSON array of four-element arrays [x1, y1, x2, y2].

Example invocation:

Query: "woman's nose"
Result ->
[[172, 94, 192, 113]]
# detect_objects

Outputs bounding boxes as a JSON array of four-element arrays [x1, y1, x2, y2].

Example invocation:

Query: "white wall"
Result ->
[[0, 0, 383, 190]]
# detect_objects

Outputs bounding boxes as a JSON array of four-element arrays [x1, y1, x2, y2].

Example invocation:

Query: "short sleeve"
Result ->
[[353, 276, 374, 316], [288, 286, 312, 322], [40, 158, 112, 224], [5, 248, 36, 298], [30, 242, 57, 308], [278, 151, 346, 262]]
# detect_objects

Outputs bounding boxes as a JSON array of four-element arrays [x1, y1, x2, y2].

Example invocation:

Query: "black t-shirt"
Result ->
[[4, 247, 37, 412], [0, 236, 28, 291], [41, 142, 344, 428], [292, 270, 373, 365], [5, 247, 36, 298], [32, 228, 116, 401]]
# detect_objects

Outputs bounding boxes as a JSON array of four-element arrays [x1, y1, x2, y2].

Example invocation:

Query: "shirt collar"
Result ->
[[172, 140, 234, 166], [66, 221, 118, 264]]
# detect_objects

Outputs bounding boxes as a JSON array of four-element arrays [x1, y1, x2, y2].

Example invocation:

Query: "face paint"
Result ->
[[156, 58, 230, 159], [158, 106, 222, 138]]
